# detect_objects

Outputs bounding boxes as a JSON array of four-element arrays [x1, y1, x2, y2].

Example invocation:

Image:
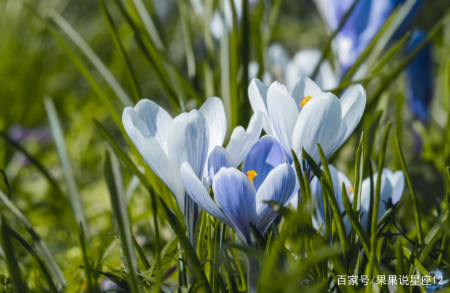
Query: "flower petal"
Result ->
[[254, 163, 296, 233], [330, 84, 366, 154], [387, 170, 405, 204], [208, 146, 234, 182], [360, 171, 395, 230], [242, 135, 286, 190], [181, 163, 232, 227], [226, 111, 263, 167], [168, 110, 209, 178], [267, 82, 299, 157], [248, 79, 272, 135], [290, 77, 324, 107], [133, 99, 173, 153], [122, 107, 184, 204], [213, 167, 256, 242], [199, 97, 227, 155], [292, 93, 342, 163]]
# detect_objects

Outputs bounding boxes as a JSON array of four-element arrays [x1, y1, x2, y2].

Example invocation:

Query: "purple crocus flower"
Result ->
[[181, 135, 296, 244], [406, 30, 433, 122], [315, 0, 422, 73]]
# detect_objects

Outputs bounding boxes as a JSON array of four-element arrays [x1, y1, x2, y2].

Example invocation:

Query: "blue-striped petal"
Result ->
[[242, 135, 286, 190], [254, 163, 296, 233], [208, 146, 234, 182], [168, 110, 209, 178], [181, 163, 233, 227], [213, 167, 257, 242]]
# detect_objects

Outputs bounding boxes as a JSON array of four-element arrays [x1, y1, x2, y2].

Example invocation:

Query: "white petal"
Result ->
[[330, 84, 366, 154], [290, 77, 324, 107], [292, 93, 342, 163], [285, 49, 334, 91], [388, 170, 405, 204], [168, 110, 209, 178], [122, 107, 183, 203], [267, 82, 299, 156], [180, 163, 232, 226], [248, 79, 273, 135], [133, 99, 173, 153], [226, 111, 263, 166], [199, 97, 227, 156]]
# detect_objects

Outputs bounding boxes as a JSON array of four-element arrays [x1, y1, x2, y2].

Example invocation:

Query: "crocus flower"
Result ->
[[406, 30, 433, 122], [426, 269, 449, 292], [181, 135, 296, 244], [297, 165, 354, 233], [360, 169, 405, 230], [267, 44, 338, 91], [248, 78, 366, 166], [314, 0, 422, 73], [301, 166, 404, 234], [122, 98, 262, 242]]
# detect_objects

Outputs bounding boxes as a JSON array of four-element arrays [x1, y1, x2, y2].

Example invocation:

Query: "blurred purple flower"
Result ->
[[8, 124, 51, 143], [315, 0, 422, 73], [406, 30, 433, 122]]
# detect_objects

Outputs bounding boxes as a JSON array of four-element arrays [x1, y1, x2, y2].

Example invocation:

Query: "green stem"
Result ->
[[247, 255, 260, 293]]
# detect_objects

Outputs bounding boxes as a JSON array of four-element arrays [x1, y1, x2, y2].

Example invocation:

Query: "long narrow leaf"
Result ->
[[1, 218, 29, 293], [49, 10, 133, 107], [0, 189, 66, 290], [44, 98, 88, 233], [104, 151, 141, 293]]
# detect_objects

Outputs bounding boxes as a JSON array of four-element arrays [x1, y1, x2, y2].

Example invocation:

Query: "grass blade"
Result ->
[[48, 10, 133, 107], [99, 0, 142, 103], [44, 97, 88, 234], [0, 131, 64, 198], [366, 122, 390, 283], [0, 189, 66, 290], [8, 227, 58, 293], [393, 126, 423, 244], [1, 218, 29, 293], [104, 150, 141, 293]]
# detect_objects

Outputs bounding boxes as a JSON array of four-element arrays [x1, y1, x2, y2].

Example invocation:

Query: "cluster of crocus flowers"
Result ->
[[122, 97, 262, 242], [307, 165, 405, 234], [122, 77, 367, 245], [182, 135, 296, 244]]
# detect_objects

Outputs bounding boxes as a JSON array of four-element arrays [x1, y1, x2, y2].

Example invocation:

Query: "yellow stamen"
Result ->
[[349, 186, 354, 194], [247, 170, 257, 184], [300, 96, 312, 107]]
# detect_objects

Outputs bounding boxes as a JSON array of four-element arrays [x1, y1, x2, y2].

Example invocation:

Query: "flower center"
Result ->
[[246, 170, 257, 184], [349, 186, 354, 194], [300, 96, 312, 107]]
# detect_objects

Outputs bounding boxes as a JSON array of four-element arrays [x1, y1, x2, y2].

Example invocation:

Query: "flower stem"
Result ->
[[247, 255, 260, 293]]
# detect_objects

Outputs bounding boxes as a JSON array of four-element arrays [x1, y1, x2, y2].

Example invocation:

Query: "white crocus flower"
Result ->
[[290, 165, 354, 233], [360, 169, 405, 230], [122, 97, 262, 242], [248, 77, 366, 165], [267, 43, 338, 91]]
